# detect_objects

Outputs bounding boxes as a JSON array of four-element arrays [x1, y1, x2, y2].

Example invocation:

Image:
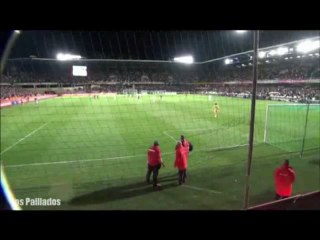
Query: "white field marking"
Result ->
[[3, 142, 250, 168], [203, 143, 248, 152], [0, 123, 48, 155], [182, 185, 222, 194], [163, 131, 177, 143], [3, 140, 251, 168], [4, 151, 176, 168], [164, 125, 239, 140], [5, 154, 144, 168], [182, 128, 221, 132]]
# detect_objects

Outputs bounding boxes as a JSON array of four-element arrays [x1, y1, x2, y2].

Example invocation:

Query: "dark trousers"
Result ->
[[178, 169, 187, 184], [146, 164, 161, 186]]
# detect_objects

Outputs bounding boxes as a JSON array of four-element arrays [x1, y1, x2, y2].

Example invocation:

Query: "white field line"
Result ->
[[1, 123, 48, 155], [4, 151, 175, 168], [5, 154, 142, 168], [3, 142, 248, 168], [3, 126, 250, 168], [163, 131, 177, 143], [182, 184, 222, 194]]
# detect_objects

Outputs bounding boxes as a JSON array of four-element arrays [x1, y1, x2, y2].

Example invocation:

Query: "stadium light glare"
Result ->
[[269, 50, 277, 56], [296, 55, 301, 58], [173, 55, 194, 64], [296, 40, 320, 53], [235, 30, 247, 34], [258, 51, 266, 59], [276, 47, 288, 56], [14, 30, 20, 34], [224, 58, 233, 65], [56, 53, 81, 61], [284, 57, 289, 60]]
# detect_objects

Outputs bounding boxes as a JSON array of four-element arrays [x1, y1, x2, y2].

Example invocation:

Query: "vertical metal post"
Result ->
[[300, 103, 310, 158], [263, 104, 269, 143], [244, 30, 259, 209]]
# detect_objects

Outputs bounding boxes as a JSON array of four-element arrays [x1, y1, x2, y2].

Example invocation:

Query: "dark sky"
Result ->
[[9, 30, 319, 61]]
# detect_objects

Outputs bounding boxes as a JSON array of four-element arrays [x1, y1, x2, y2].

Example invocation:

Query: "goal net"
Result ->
[[264, 104, 320, 153]]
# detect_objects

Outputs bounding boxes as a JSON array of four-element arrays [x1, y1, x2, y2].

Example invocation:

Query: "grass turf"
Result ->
[[1, 94, 319, 209]]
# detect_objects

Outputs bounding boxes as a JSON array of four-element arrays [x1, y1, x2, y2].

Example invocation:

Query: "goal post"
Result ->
[[263, 103, 320, 155]]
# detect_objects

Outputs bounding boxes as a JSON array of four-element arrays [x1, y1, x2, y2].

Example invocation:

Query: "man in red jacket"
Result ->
[[146, 141, 163, 188], [179, 135, 193, 181], [180, 135, 193, 160], [274, 159, 296, 200], [174, 142, 188, 185]]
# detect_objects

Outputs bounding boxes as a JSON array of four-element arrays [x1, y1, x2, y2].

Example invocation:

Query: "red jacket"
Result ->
[[147, 145, 162, 166], [274, 163, 295, 197], [174, 144, 187, 170], [181, 139, 190, 160]]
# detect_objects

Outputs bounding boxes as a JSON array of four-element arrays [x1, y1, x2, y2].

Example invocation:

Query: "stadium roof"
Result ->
[[8, 30, 320, 62]]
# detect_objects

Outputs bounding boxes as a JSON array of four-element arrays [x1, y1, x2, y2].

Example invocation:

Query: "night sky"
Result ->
[[8, 30, 319, 61]]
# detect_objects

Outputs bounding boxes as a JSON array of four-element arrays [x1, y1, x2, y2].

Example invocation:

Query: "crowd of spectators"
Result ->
[[206, 85, 320, 102], [1, 58, 319, 104], [2, 58, 319, 84]]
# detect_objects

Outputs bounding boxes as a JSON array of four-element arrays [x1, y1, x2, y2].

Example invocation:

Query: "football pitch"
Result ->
[[1, 94, 319, 210]]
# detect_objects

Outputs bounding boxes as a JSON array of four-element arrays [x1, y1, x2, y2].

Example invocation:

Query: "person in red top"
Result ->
[[174, 142, 188, 185], [146, 141, 163, 188], [180, 135, 193, 159], [274, 159, 295, 200], [178, 135, 193, 182]]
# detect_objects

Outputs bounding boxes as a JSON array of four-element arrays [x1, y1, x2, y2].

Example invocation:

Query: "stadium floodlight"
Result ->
[[56, 53, 82, 61], [173, 55, 194, 64], [14, 30, 20, 34], [296, 55, 301, 58], [276, 47, 288, 56], [235, 30, 247, 34], [258, 51, 266, 59], [284, 57, 289, 60], [224, 58, 233, 65], [296, 40, 320, 53], [268, 50, 277, 56]]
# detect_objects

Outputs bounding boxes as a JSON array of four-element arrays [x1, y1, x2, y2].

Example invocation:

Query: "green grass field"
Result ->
[[1, 94, 319, 210]]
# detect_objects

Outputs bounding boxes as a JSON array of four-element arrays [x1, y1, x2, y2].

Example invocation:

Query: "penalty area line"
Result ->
[[4, 151, 176, 168], [182, 184, 222, 194], [163, 131, 177, 143], [1, 123, 48, 156]]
